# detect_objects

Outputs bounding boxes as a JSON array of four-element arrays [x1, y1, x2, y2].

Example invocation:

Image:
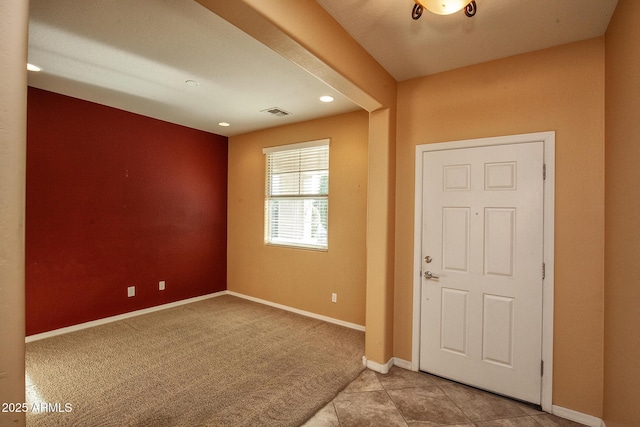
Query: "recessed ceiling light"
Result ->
[[185, 79, 199, 87], [319, 95, 334, 103], [27, 63, 42, 72], [218, 122, 230, 127]]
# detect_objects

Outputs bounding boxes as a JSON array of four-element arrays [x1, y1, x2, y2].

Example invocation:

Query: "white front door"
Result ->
[[419, 141, 544, 404]]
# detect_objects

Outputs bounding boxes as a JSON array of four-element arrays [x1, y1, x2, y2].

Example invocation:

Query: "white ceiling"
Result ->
[[27, 0, 359, 137], [318, 0, 618, 81], [27, 0, 618, 137]]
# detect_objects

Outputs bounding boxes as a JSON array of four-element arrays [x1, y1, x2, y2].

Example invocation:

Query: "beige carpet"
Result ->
[[26, 295, 365, 426]]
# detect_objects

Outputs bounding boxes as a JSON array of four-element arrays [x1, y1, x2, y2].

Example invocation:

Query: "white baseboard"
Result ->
[[382, 360, 606, 427], [392, 357, 413, 371], [362, 357, 419, 374], [552, 405, 604, 427], [362, 356, 394, 374], [25, 291, 226, 343], [226, 291, 366, 332], [26, 290, 365, 343], [383, 361, 605, 427], [386, 361, 605, 427]]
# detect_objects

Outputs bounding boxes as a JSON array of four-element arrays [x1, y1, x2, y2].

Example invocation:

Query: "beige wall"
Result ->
[[603, 1, 640, 426], [227, 111, 369, 326], [366, 107, 397, 364], [395, 39, 605, 416], [0, 1, 28, 426], [200, 0, 397, 365], [6, 1, 622, 422]]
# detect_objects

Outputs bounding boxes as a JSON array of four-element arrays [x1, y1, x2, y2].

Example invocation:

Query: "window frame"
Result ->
[[263, 139, 330, 251]]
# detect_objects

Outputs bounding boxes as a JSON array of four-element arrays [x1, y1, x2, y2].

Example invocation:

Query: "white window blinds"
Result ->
[[263, 139, 329, 250]]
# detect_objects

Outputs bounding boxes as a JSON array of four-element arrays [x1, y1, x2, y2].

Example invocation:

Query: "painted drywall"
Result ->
[[0, 1, 28, 425], [395, 39, 605, 416], [603, 1, 640, 425], [26, 88, 228, 336], [366, 107, 397, 363], [227, 110, 368, 327], [197, 0, 396, 111], [198, 0, 398, 366]]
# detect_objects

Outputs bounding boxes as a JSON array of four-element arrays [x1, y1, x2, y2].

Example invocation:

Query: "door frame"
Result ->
[[411, 131, 555, 412]]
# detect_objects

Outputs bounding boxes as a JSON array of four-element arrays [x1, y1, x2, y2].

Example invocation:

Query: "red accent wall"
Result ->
[[26, 87, 228, 335]]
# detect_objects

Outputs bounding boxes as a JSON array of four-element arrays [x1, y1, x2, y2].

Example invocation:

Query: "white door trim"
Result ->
[[411, 131, 555, 412]]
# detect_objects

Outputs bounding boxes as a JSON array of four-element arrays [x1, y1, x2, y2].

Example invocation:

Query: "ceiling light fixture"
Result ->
[[319, 95, 334, 103], [412, 0, 477, 20], [27, 63, 42, 72], [185, 79, 199, 87], [218, 122, 230, 127]]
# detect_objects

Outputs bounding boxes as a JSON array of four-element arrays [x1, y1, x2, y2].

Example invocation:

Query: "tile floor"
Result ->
[[304, 367, 587, 427]]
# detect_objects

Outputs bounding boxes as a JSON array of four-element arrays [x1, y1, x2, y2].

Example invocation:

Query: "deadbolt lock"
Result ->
[[424, 255, 432, 263]]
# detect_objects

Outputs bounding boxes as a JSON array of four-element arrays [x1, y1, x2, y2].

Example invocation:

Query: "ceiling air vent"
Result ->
[[261, 107, 291, 117]]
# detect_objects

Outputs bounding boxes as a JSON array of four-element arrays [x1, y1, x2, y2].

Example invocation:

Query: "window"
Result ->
[[263, 139, 329, 250]]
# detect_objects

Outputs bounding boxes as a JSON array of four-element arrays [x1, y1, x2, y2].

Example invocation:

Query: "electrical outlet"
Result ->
[[331, 292, 337, 303], [159, 281, 165, 291], [127, 286, 135, 297]]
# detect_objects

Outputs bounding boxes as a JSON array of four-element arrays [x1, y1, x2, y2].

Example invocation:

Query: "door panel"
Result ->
[[482, 294, 514, 367], [440, 288, 468, 356], [484, 207, 516, 277], [420, 141, 544, 404], [442, 207, 470, 272]]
